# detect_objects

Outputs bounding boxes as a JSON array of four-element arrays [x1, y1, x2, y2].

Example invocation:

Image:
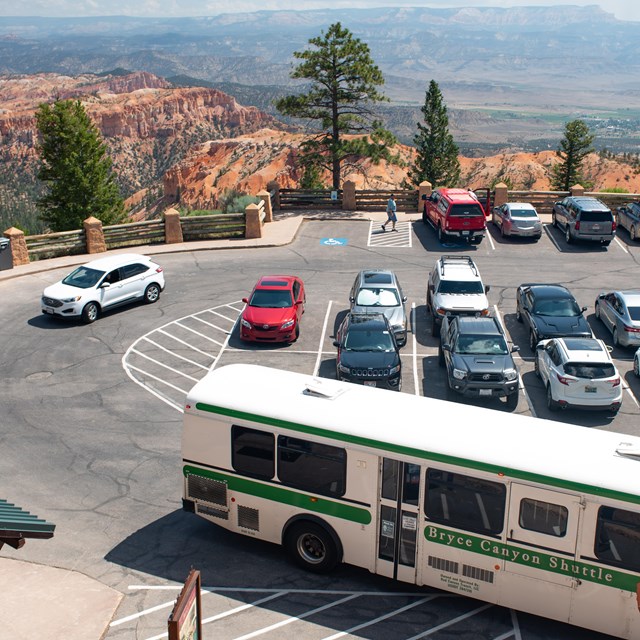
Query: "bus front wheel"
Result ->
[[285, 521, 339, 573]]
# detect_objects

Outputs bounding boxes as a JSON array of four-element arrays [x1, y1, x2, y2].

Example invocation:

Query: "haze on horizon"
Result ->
[[0, 0, 638, 22]]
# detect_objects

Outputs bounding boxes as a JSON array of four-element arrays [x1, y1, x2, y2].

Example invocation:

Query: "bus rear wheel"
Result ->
[[285, 522, 338, 573]]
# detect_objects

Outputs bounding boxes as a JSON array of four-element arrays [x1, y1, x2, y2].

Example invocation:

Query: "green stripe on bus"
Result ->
[[424, 524, 637, 592], [183, 465, 372, 525], [194, 402, 640, 508]]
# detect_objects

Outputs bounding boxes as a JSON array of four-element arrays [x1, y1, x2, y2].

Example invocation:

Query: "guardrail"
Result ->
[[181, 213, 245, 241], [103, 220, 166, 250], [25, 229, 86, 260], [279, 189, 342, 210], [356, 189, 418, 212]]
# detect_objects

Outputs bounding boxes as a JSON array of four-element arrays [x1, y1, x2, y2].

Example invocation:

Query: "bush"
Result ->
[[600, 187, 629, 193]]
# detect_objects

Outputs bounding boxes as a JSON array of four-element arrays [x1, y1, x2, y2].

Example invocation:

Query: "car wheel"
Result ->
[[422, 205, 428, 225], [500, 224, 506, 238], [506, 391, 518, 410], [565, 227, 572, 244], [534, 353, 541, 378], [144, 283, 161, 304], [634, 355, 640, 377], [612, 327, 619, 347], [438, 344, 445, 367], [81, 302, 99, 324], [445, 379, 457, 401], [515, 304, 523, 323], [595, 302, 601, 320], [529, 330, 538, 352], [437, 225, 444, 243], [431, 316, 439, 337], [294, 324, 300, 341], [631, 225, 637, 241], [285, 522, 339, 573], [546, 385, 559, 412], [552, 213, 557, 228]]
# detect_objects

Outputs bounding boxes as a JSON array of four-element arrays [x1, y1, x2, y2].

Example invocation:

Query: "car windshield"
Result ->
[[511, 209, 538, 218], [249, 288, 293, 308], [344, 329, 394, 352], [438, 280, 484, 295], [449, 204, 484, 217], [563, 362, 615, 379], [61, 266, 105, 289], [355, 288, 400, 307], [455, 334, 509, 355], [533, 298, 582, 317]]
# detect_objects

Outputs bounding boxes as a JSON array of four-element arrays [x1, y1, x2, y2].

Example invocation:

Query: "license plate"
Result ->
[[585, 386, 597, 393], [364, 381, 377, 387], [462, 230, 470, 235], [479, 389, 492, 396]]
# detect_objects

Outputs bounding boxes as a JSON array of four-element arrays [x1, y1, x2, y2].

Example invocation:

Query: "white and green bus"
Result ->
[[181, 364, 640, 639]]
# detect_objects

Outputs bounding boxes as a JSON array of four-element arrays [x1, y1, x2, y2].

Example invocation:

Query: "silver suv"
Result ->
[[349, 269, 407, 346], [552, 196, 615, 246], [426, 255, 490, 336]]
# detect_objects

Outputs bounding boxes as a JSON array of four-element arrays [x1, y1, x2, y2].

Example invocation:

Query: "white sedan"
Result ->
[[535, 336, 622, 414]]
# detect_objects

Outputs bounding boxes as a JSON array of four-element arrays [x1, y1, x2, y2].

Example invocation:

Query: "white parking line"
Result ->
[[129, 348, 201, 382], [623, 381, 640, 408], [156, 329, 215, 358], [174, 320, 227, 346], [543, 224, 562, 251], [410, 302, 420, 395], [406, 603, 493, 639], [486, 229, 496, 251], [190, 314, 235, 333], [124, 364, 188, 411], [141, 337, 210, 370], [314, 300, 334, 376], [614, 236, 629, 254]]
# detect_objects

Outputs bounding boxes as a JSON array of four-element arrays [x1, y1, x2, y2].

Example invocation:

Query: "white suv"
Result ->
[[426, 255, 490, 336], [41, 253, 165, 323], [535, 336, 622, 414]]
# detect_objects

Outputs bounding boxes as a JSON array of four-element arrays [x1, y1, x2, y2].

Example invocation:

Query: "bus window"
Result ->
[[595, 506, 640, 572], [402, 463, 421, 506], [277, 436, 346, 498], [231, 426, 275, 480], [519, 498, 568, 537], [425, 468, 506, 536]]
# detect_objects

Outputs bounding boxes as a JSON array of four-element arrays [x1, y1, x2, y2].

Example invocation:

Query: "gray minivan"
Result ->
[[552, 196, 615, 246]]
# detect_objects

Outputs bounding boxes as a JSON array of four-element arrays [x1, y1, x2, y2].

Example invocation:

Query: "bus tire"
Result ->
[[284, 521, 339, 573]]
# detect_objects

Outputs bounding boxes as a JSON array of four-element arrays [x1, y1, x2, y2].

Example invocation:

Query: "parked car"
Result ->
[[41, 253, 165, 324], [634, 347, 640, 377], [439, 315, 520, 408], [535, 337, 622, 413], [426, 255, 490, 336], [491, 202, 542, 240], [349, 269, 407, 346], [333, 313, 402, 390], [551, 196, 616, 246], [516, 283, 591, 351], [240, 275, 305, 343], [594, 290, 640, 348], [422, 188, 486, 244], [616, 202, 640, 241]]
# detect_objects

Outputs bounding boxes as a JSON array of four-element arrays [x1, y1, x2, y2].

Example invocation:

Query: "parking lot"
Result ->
[[2, 213, 639, 640]]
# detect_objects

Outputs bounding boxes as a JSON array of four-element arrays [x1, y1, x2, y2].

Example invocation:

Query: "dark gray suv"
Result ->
[[439, 315, 520, 409], [552, 196, 615, 246]]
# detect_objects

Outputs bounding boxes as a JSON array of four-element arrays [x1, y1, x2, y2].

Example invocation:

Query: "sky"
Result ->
[[1, 0, 638, 22]]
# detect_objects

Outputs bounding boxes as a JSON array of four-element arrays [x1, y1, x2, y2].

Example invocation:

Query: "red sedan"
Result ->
[[240, 275, 306, 343]]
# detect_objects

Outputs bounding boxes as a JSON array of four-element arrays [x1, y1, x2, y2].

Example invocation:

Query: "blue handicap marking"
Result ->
[[320, 237, 348, 246]]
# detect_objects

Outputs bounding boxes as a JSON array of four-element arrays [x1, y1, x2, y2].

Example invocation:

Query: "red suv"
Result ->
[[422, 188, 487, 244], [240, 275, 305, 342]]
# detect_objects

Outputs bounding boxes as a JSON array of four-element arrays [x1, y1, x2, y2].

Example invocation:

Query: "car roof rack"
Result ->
[[439, 255, 477, 277]]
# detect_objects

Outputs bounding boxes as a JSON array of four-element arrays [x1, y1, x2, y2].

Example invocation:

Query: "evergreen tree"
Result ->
[[275, 22, 397, 190], [550, 119, 594, 191], [36, 99, 125, 231], [409, 80, 460, 188]]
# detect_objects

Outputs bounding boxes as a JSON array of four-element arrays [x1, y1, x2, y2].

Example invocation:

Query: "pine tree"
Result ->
[[275, 22, 397, 190], [409, 80, 460, 188], [550, 119, 594, 191], [36, 99, 125, 231]]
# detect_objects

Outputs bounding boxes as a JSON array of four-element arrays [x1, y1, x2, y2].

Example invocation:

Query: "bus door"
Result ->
[[504, 483, 582, 620], [376, 458, 421, 583]]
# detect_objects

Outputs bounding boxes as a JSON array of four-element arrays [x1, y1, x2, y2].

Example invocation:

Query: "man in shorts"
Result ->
[[381, 193, 398, 232]]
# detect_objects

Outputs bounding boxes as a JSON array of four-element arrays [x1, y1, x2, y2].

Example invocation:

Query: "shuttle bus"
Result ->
[[181, 364, 640, 638]]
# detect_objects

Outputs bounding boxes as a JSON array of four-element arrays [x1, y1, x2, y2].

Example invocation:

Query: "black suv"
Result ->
[[439, 315, 520, 409], [333, 313, 402, 391], [516, 283, 591, 351]]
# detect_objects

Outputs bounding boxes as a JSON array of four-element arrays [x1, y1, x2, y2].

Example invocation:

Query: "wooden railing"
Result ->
[[103, 220, 165, 250], [180, 213, 246, 241], [279, 189, 342, 210], [25, 229, 86, 259]]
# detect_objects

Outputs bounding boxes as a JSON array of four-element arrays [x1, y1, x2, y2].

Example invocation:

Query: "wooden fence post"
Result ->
[[3, 227, 30, 266], [83, 217, 106, 254]]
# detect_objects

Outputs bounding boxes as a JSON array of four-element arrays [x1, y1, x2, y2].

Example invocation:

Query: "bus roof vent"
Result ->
[[615, 442, 640, 461], [303, 378, 346, 400]]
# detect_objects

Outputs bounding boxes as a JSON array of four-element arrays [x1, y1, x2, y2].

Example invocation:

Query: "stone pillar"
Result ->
[[418, 181, 432, 212], [266, 180, 280, 210], [245, 203, 262, 239], [3, 227, 29, 266], [163, 207, 183, 244], [257, 190, 273, 223], [83, 216, 106, 254], [342, 180, 356, 211], [493, 182, 509, 209], [570, 184, 585, 197]]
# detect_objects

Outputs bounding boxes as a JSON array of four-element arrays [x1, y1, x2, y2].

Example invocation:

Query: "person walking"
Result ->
[[382, 193, 398, 232]]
